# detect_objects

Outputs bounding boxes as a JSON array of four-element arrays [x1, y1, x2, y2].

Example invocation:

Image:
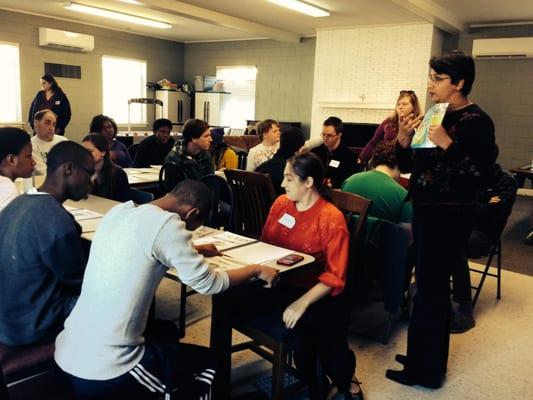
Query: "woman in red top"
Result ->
[[262, 151, 362, 400]]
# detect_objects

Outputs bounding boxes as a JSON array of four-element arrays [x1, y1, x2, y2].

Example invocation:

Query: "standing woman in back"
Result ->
[[358, 91, 421, 165], [28, 74, 71, 136]]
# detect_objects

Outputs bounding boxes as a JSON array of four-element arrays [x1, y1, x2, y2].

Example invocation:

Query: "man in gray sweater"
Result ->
[[0, 141, 95, 346], [55, 180, 279, 400]]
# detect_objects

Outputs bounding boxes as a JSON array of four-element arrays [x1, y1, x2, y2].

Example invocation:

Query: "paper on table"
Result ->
[[78, 218, 101, 233], [64, 205, 80, 212], [193, 231, 257, 251], [191, 225, 219, 240], [69, 208, 103, 221], [207, 254, 249, 271], [224, 241, 293, 265], [125, 168, 155, 174]]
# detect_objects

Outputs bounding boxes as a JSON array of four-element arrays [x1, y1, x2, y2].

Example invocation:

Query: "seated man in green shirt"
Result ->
[[342, 141, 412, 243]]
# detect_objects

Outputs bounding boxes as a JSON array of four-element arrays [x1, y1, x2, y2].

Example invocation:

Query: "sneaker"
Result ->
[[450, 311, 475, 334]]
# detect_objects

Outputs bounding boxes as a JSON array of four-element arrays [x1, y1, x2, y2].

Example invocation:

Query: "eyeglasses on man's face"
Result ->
[[321, 132, 338, 140], [428, 74, 451, 83]]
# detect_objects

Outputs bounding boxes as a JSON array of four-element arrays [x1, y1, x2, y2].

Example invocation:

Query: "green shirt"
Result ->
[[341, 170, 412, 226]]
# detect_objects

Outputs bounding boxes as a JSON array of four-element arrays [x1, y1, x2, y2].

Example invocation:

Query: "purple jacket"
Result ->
[[358, 120, 398, 163]]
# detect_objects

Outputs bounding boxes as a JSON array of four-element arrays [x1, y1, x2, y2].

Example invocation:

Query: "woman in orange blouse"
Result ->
[[262, 151, 362, 400]]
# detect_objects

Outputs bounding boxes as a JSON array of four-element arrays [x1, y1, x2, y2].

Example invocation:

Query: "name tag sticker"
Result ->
[[329, 159, 340, 168], [55, 100, 61, 105], [278, 213, 296, 229]]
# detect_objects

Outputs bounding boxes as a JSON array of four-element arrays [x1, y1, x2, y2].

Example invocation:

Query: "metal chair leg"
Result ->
[[179, 283, 187, 339]]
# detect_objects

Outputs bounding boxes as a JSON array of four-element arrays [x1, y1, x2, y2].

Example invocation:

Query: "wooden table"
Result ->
[[510, 164, 533, 188], [65, 195, 120, 240]]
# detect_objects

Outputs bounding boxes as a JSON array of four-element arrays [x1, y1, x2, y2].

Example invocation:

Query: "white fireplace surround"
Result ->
[[310, 23, 443, 138]]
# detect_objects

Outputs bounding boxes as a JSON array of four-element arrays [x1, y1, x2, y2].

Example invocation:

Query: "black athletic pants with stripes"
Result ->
[[65, 341, 215, 400], [64, 320, 216, 400]]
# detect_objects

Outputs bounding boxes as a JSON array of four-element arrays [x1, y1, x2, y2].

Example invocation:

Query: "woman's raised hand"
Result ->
[[397, 113, 424, 148]]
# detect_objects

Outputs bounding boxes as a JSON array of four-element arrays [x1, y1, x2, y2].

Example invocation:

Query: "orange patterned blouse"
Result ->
[[261, 195, 349, 296]]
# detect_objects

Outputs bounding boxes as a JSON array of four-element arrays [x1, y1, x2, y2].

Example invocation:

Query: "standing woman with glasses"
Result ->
[[28, 74, 71, 136], [385, 51, 497, 389], [358, 91, 421, 165]]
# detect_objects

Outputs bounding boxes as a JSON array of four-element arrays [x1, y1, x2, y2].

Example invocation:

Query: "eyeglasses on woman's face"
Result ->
[[400, 90, 414, 95]]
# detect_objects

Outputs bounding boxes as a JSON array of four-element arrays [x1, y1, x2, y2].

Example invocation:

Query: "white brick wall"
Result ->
[[310, 23, 437, 138]]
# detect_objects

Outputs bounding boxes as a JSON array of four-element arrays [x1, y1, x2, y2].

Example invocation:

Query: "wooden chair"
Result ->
[[330, 190, 372, 303], [224, 169, 277, 238], [230, 191, 371, 400]]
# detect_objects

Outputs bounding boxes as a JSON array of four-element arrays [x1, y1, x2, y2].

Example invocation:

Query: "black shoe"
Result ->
[[394, 354, 407, 366], [385, 369, 415, 387], [386, 369, 444, 389], [326, 380, 363, 400], [450, 312, 475, 334]]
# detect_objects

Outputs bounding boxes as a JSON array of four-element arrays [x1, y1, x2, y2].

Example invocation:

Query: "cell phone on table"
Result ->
[[276, 254, 304, 266]]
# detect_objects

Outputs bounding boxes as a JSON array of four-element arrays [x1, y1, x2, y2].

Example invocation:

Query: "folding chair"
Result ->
[[468, 169, 518, 308]]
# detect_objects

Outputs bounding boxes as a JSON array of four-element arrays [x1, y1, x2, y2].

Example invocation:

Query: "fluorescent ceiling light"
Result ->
[[268, 0, 330, 17], [64, 2, 171, 29]]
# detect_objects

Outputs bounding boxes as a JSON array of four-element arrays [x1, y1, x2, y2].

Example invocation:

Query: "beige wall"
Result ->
[[185, 38, 315, 136], [0, 10, 184, 143]]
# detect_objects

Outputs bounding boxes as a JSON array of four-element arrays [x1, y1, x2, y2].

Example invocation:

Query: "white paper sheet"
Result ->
[[78, 218, 101, 233], [193, 231, 257, 251], [69, 208, 103, 221], [224, 242, 293, 265]]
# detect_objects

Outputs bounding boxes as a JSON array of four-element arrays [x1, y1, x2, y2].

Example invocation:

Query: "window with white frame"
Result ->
[[216, 66, 257, 129], [102, 56, 147, 125], [0, 42, 21, 123]]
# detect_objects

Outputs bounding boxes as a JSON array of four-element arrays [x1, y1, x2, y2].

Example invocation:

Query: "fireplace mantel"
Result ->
[[317, 100, 391, 110]]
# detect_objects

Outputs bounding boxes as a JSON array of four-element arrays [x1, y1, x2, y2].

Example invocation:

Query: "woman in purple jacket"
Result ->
[[358, 91, 421, 165]]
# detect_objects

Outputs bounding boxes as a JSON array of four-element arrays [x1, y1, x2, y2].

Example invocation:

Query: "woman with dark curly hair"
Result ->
[[90, 114, 132, 167]]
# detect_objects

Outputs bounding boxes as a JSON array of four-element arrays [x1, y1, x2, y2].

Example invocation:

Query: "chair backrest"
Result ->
[[236, 150, 248, 170], [475, 170, 518, 242], [224, 169, 277, 238], [331, 189, 372, 302], [128, 143, 139, 160], [200, 174, 234, 230], [128, 188, 154, 205], [159, 161, 185, 194]]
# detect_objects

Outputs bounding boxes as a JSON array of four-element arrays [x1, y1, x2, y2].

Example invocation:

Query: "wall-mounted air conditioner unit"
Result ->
[[39, 27, 94, 52], [472, 37, 533, 59]]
